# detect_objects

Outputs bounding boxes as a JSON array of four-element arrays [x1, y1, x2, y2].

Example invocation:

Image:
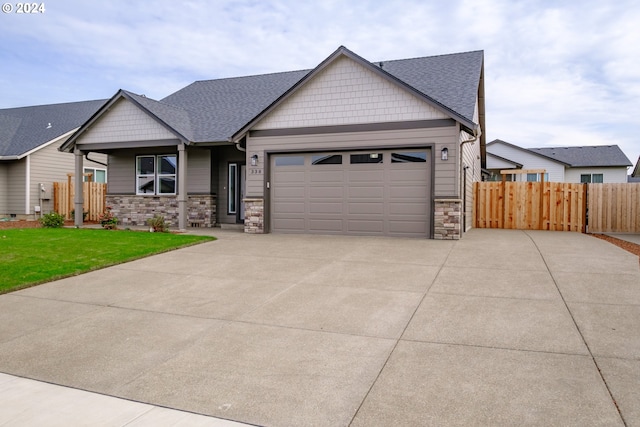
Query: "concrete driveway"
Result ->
[[0, 229, 639, 426]]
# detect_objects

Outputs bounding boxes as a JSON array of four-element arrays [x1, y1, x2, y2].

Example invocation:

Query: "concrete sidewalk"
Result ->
[[0, 229, 638, 426]]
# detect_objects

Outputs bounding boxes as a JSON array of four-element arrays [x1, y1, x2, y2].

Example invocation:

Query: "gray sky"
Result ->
[[1, 0, 638, 168]]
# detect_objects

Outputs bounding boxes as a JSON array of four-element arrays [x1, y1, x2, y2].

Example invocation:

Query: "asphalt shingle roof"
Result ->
[[0, 100, 106, 158], [528, 145, 632, 168], [161, 70, 310, 142], [155, 49, 483, 143]]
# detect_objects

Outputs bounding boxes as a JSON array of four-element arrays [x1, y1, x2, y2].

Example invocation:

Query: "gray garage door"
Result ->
[[270, 149, 431, 237]]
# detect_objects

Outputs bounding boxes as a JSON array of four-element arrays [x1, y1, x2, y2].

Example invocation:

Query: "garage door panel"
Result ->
[[348, 202, 384, 214], [273, 170, 305, 181], [348, 186, 384, 198], [389, 202, 428, 215], [310, 170, 344, 182], [349, 170, 384, 182], [272, 218, 305, 231], [309, 202, 343, 214], [271, 149, 430, 237], [388, 220, 428, 235], [389, 186, 426, 199], [347, 219, 384, 233], [272, 201, 305, 214], [309, 186, 344, 198]]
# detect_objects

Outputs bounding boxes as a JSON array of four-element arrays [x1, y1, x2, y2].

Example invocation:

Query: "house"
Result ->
[[60, 46, 486, 239], [486, 139, 631, 183], [0, 100, 108, 220], [630, 157, 640, 182]]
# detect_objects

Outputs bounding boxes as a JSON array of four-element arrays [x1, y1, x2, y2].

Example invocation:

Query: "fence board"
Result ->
[[53, 181, 106, 221], [475, 181, 586, 232], [588, 183, 640, 233]]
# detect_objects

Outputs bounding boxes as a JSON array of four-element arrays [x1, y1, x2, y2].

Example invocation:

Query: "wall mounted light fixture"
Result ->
[[250, 154, 258, 166], [441, 147, 448, 161]]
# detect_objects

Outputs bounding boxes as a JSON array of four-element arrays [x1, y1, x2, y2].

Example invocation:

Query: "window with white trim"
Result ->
[[228, 163, 237, 214], [136, 155, 177, 195]]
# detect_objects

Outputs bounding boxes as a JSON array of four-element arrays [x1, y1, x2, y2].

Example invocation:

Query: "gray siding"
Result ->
[[460, 128, 481, 231], [186, 147, 211, 194], [214, 145, 245, 224], [78, 98, 176, 145], [29, 142, 107, 215], [0, 164, 8, 215], [7, 159, 26, 214], [246, 125, 459, 199]]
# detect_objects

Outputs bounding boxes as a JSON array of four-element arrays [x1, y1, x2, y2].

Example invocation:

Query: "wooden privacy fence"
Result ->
[[588, 183, 640, 233], [474, 181, 586, 232], [53, 181, 107, 221]]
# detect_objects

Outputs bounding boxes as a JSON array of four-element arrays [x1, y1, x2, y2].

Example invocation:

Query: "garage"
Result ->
[[270, 149, 431, 237]]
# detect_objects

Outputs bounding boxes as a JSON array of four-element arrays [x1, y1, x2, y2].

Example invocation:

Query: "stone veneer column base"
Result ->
[[244, 198, 264, 234], [106, 195, 216, 228], [434, 199, 462, 240]]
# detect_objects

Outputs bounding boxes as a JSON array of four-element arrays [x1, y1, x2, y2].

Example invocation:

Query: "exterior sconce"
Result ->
[[441, 147, 448, 161], [250, 154, 258, 166]]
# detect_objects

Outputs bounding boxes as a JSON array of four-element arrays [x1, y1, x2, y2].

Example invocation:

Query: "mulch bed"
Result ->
[[0, 220, 94, 229], [591, 233, 640, 264]]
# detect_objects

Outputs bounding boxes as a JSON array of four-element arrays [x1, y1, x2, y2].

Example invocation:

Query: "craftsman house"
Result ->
[[0, 100, 107, 220], [60, 46, 486, 239], [486, 139, 632, 183]]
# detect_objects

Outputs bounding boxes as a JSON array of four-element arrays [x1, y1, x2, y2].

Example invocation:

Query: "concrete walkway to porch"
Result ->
[[0, 228, 638, 426]]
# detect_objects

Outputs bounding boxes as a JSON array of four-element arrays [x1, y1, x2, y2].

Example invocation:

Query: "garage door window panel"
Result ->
[[391, 152, 427, 163], [350, 153, 383, 164]]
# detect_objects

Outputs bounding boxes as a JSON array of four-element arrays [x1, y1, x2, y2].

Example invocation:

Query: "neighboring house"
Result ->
[[61, 46, 486, 239], [0, 100, 108, 220], [486, 139, 632, 183], [630, 156, 640, 182]]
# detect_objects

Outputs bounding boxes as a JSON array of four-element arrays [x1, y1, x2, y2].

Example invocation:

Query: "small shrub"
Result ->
[[147, 214, 169, 232], [40, 212, 65, 228], [98, 206, 118, 230]]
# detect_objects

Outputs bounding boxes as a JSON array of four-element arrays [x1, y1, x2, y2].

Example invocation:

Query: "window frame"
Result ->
[[228, 163, 237, 214], [83, 167, 107, 183], [136, 154, 177, 196]]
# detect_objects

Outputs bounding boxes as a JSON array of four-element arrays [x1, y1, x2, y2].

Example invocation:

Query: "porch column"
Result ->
[[177, 143, 187, 231], [74, 149, 84, 227]]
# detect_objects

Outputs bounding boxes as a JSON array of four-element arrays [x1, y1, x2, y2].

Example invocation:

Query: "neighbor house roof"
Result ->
[[63, 46, 485, 150], [487, 139, 571, 166], [528, 145, 632, 168], [632, 156, 640, 177], [0, 99, 106, 159]]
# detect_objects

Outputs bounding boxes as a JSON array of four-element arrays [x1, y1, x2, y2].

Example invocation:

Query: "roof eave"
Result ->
[[59, 90, 191, 153]]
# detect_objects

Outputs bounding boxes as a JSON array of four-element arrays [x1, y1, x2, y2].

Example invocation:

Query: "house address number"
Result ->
[[250, 168, 263, 175]]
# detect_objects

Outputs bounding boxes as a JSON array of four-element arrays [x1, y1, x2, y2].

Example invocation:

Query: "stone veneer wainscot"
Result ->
[[244, 198, 264, 234], [106, 195, 216, 228], [433, 199, 461, 240]]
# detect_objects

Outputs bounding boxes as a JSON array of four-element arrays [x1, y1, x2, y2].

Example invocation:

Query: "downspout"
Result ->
[[84, 152, 108, 167], [459, 126, 482, 233]]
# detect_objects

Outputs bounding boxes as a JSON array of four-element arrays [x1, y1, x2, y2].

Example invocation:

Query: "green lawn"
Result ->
[[0, 228, 215, 293]]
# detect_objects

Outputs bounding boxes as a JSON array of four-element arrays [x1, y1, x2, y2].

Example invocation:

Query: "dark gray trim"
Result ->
[[250, 119, 455, 138], [76, 139, 181, 152]]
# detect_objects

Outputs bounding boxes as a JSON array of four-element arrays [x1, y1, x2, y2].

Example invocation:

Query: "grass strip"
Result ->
[[0, 228, 215, 293]]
